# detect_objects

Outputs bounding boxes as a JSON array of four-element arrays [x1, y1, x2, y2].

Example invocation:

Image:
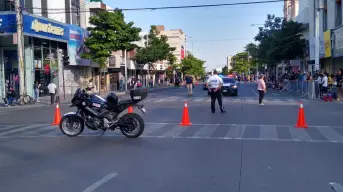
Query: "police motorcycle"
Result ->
[[59, 88, 148, 138]]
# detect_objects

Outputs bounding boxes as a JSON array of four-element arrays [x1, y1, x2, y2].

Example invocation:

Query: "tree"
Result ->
[[245, 43, 262, 73], [254, 14, 306, 65], [181, 53, 206, 78], [222, 66, 229, 75], [82, 10, 141, 69], [231, 52, 249, 74], [134, 25, 176, 74]]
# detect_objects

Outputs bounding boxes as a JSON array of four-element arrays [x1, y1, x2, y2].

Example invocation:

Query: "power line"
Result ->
[[26, 0, 287, 14], [191, 38, 254, 42]]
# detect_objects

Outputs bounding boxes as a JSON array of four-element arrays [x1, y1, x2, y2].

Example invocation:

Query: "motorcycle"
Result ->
[[59, 88, 148, 138]]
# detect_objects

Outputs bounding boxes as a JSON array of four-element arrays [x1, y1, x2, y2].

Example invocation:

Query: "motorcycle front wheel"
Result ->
[[119, 113, 145, 138], [59, 115, 85, 137]]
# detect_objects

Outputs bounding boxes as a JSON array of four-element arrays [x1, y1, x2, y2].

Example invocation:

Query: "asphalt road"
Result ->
[[0, 83, 342, 192]]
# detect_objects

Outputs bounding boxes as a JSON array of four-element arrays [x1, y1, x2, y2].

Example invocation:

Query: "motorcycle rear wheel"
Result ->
[[59, 115, 84, 137], [119, 113, 145, 138]]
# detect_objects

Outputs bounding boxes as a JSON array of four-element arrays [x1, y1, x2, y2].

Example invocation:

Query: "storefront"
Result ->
[[0, 12, 69, 100]]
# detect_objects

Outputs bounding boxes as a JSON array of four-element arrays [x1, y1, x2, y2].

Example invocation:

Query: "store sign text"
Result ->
[[31, 19, 64, 36]]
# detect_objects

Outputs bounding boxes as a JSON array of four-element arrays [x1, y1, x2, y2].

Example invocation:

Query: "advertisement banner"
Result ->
[[23, 14, 69, 41], [68, 25, 90, 66], [0, 14, 16, 34], [324, 30, 331, 58], [333, 26, 343, 57]]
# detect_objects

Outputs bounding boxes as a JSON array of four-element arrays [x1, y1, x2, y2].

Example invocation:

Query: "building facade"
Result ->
[[0, 0, 89, 100], [284, 0, 299, 21], [295, 0, 343, 74]]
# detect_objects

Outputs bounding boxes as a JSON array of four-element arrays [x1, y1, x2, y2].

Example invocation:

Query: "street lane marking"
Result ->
[[162, 125, 187, 138], [252, 89, 259, 97], [317, 127, 343, 142], [154, 98, 168, 102], [288, 126, 312, 141], [330, 182, 343, 192], [192, 125, 218, 138], [194, 98, 203, 102], [82, 171, 118, 192], [141, 124, 167, 136], [225, 125, 246, 139], [260, 125, 278, 140], [0, 124, 47, 136]]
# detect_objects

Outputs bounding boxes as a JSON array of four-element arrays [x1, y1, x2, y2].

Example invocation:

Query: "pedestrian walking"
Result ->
[[206, 70, 226, 113], [257, 74, 266, 105], [184, 74, 193, 96], [47, 82, 57, 105]]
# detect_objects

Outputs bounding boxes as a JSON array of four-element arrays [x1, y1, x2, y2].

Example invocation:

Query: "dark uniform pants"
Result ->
[[210, 88, 224, 112]]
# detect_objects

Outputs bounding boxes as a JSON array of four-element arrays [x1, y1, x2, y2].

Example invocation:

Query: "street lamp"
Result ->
[[186, 36, 194, 55]]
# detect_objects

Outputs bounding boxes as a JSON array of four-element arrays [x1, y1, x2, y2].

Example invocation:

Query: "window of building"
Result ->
[[0, 1, 14, 11], [323, 0, 327, 32], [336, 0, 342, 27]]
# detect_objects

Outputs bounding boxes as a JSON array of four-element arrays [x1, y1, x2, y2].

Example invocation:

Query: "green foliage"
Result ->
[[82, 10, 141, 68], [222, 66, 229, 75], [181, 53, 206, 78], [254, 14, 306, 64], [134, 25, 176, 72], [231, 52, 250, 73]]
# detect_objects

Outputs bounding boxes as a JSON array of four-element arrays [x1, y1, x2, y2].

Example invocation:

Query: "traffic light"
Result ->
[[63, 55, 70, 66]]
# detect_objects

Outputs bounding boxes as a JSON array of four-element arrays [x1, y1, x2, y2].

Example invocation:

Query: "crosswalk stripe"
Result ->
[[316, 127, 343, 142], [192, 125, 218, 138], [162, 125, 187, 138], [154, 98, 168, 102], [194, 98, 203, 102], [288, 126, 312, 141], [20, 125, 56, 136], [260, 125, 278, 140], [225, 125, 246, 139], [245, 99, 255, 102], [141, 124, 166, 136], [0, 124, 48, 136]]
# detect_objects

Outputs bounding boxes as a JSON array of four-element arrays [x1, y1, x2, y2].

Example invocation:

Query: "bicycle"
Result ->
[[15, 94, 36, 105]]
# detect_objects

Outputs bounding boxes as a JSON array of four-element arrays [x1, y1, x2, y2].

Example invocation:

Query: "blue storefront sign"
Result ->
[[23, 14, 69, 41], [0, 13, 69, 42], [68, 25, 90, 66], [0, 13, 17, 34]]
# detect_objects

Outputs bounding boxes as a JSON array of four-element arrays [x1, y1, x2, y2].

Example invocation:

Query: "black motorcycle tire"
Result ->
[[59, 115, 85, 137], [119, 113, 145, 138]]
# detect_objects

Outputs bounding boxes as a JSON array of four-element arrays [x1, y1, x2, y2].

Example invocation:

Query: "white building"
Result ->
[[226, 56, 232, 71], [294, 0, 343, 73]]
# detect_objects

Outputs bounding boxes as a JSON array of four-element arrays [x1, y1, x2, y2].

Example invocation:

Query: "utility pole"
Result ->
[[124, 49, 127, 91], [315, 0, 324, 72], [15, 0, 25, 104]]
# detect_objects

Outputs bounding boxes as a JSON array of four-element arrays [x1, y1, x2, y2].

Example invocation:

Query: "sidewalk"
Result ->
[[0, 85, 175, 110]]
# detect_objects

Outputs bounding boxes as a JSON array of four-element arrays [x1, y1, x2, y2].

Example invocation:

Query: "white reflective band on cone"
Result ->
[[185, 103, 188, 107], [300, 104, 303, 108]]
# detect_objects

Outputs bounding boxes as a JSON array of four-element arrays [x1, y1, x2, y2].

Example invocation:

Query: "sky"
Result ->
[[101, 0, 283, 71]]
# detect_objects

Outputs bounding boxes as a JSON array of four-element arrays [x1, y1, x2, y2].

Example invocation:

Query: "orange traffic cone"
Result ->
[[180, 102, 192, 126], [52, 103, 61, 126], [295, 103, 308, 128], [128, 106, 133, 113]]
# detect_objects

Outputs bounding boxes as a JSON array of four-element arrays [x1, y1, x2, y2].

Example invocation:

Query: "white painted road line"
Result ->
[[329, 182, 343, 192], [252, 89, 259, 97], [82, 171, 118, 192]]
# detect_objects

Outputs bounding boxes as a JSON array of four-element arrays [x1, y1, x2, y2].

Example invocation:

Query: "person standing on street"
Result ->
[[257, 74, 266, 105], [184, 74, 193, 96], [47, 82, 57, 105], [206, 70, 226, 113]]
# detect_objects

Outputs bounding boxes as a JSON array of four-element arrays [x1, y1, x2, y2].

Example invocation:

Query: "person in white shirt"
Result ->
[[47, 82, 57, 105], [321, 73, 328, 94], [206, 70, 226, 113]]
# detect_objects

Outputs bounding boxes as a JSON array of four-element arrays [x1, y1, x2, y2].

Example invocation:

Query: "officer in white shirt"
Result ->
[[206, 70, 226, 113]]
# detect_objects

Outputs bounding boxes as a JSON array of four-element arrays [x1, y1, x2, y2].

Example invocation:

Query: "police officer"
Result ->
[[206, 70, 226, 113]]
